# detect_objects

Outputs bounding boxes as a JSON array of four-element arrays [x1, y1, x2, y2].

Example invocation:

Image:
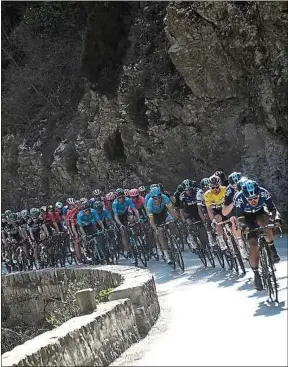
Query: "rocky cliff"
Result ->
[[1, 1, 288, 217]]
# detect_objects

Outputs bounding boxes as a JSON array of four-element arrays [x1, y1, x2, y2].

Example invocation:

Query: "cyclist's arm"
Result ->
[[29, 228, 35, 242], [114, 213, 123, 227], [197, 205, 206, 221], [1, 230, 7, 246], [52, 221, 60, 233], [167, 203, 178, 218], [222, 202, 234, 216], [97, 219, 105, 231]]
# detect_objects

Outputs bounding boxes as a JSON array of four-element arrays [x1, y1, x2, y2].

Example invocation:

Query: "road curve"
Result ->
[[112, 235, 288, 367]]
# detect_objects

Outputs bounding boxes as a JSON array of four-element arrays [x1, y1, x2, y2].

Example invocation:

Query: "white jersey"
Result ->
[[196, 189, 205, 207]]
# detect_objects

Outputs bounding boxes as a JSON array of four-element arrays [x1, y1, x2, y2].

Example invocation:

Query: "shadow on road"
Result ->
[[254, 300, 287, 317]]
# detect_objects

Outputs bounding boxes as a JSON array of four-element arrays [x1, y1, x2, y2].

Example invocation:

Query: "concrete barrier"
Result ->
[[2, 299, 140, 367], [1, 265, 160, 366]]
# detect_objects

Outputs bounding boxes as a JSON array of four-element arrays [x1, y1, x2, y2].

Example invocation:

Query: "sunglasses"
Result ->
[[84, 208, 91, 212], [153, 196, 162, 200], [118, 195, 125, 199], [211, 186, 220, 190], [132, 196, 139, 199], [247, 196, 259, 202]]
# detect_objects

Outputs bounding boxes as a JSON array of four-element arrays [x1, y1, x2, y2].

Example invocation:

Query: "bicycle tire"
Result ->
[[223, 249, 234, 270], [231, 237, 246, 275], [136, 237, 148, 267], [213, 244, 225, 268], [198, 226, 215, 268], [260, 243, 278, 302], [170, 235, 185, 272]]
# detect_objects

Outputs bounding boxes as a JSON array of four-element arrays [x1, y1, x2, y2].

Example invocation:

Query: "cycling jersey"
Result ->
[[146, 194, 172, 215], [179, 191, 200, 208], [131, 195, 145, 210], [27, 218, 44, 232], [65, 207, 78, 227], [112, 198, 135, 216], [6, 222, 20, 237], [97, 208, 112, 222], [224, 184, 237, 206], [234, 187, 276, 216], [204, 186, 226, 208], [196, 189, 205, 207], [144, 193, 151, 206], [77, 209, 100, 227]]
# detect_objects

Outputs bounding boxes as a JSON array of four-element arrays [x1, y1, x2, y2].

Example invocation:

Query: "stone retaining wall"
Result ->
[[2, 299, 140, 367], [1, 265, 160, 366]]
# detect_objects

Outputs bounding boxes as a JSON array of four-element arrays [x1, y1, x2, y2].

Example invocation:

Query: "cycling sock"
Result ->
[[251, 266, 259, 273]]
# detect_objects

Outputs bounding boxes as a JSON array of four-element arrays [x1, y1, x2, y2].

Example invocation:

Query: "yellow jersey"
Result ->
[[204, 186, 226, 208]]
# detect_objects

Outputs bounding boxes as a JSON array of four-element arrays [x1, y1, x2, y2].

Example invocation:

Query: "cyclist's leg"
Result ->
[[244, 213, 263, 289], [214, 209, 227, 250], [154, 212, 171, 263], [256, 211, 280, 262]]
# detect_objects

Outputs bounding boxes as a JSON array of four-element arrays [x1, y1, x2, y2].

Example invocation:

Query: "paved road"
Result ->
[[112, 235, 288, 367]]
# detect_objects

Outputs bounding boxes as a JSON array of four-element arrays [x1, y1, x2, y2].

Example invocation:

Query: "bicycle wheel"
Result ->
[[261, 243, 278, 302], [198, 227, 215, 268], [213, 243, 225, 268], [170, 235, 185, 272], [136, 237, 148, 267], [231, 237, 246, 275]]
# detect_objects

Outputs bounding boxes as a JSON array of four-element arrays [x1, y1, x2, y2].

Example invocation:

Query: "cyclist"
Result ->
[[112, 188, 140, 264], [46, 205, 60, 233], [105, 192, 116, 215], [222, 171, 247, 259], [214, 170, 229, 187], [147, 186, 178, 264], [129, 188, 147, 220], [173, 184, 184, 212], [204, 175, 227, 251], [92, 189, 103, 202], [145, 184, 159, 206], [234, 179, 281, 290], [65, 198, 81, 262], [179, 179, 204, 248], [93, 201, 114, 227], [77, 201, 105, 238], [55, 202, 65, 231]]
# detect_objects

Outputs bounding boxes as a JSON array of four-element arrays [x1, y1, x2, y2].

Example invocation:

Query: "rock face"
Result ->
[[1, 2, 288, 217]]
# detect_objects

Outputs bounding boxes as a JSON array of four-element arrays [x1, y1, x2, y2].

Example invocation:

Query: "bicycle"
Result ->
[[104, 227, 119, 264], [158, 219, 185, 272], [188, 221, 215, 268], [246, 223, 281, 303], [218, 220, 246, 275], [86, 231, 107, 265], [128, 222, 148, 267]]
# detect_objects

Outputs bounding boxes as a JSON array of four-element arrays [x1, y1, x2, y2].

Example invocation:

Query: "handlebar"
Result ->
[[157, 218, 178, 228]]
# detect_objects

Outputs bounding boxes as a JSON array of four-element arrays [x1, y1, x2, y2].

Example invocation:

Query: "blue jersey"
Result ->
[[147, 194, 171, 214], [224, 184, 237, 206], [97, 208, 112, 222], [234, 187, 275, 216], [112, 197, 135, 216], [144, 193, 151, 206], [62, 206, 68, 216], [77, 209, 100, 226]]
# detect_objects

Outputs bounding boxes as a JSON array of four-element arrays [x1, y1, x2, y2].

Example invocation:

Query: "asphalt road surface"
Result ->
[[112, 234, 288, 367]]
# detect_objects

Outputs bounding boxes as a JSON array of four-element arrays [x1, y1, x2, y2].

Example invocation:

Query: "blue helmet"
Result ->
[[228, 172, 242, 185], [237, 176, 248, 191], [242, 180, 260, 198], [150, 187, 161, 197]]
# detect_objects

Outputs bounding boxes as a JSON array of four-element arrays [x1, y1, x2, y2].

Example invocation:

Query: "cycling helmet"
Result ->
[[93, 201, 103, 210], [47, 205, 54, 210], [115, 188, 125, 197], [209, 175, 221, 188], [177, 184, 184, 193], [89, 197, 96, 204], [9, 213, 17, 221], [124, 188, 130, 197], [93, 189, 101, 197], [129, 188, 139, 197], [150, 184, 159, 190], [55, 201, 63, 209], [4, 210, 12, 217], [214, 171, 227, 184], [21, 209, 29, 218], [105, 192, 116, 201], [237, 176, 249, 191], [150, 187, 161, 197], [182, 179, 197, 190], [2, 213, 7, 222], [138, 186, 146, 194], [200, 178, 210, 190], [16, 212, 22, 219], [66, 197, 75, 205], [242, 180, 260, 198], [82, 201, 91, 210], [228, 172, 242, 185], [80, 197, 88, 203], [30, 208, 40, 217]]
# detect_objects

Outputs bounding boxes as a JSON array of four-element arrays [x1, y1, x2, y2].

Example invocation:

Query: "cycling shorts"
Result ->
[[242, 208, 268, 240]]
